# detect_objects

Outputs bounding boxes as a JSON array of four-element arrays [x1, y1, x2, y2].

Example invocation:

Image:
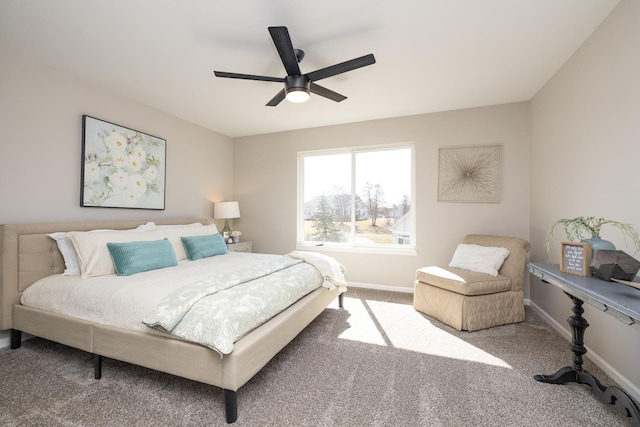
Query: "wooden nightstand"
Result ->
[[226, 241, 252, 253]]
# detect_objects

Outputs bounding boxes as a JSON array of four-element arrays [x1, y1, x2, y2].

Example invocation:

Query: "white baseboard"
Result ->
[[528, 301, 640, 403], [347, 281, 414, 293], [347, 285, 536, 304]]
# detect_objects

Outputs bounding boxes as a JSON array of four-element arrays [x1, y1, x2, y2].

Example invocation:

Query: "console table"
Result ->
[[529, 262, 640, 426]]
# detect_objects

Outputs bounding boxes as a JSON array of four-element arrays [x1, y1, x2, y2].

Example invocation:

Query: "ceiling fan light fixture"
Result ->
[[285, 88, 310, 103], [284, 75, 310, 103]]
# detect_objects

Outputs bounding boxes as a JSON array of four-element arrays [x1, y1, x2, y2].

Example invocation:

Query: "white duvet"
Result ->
[[20, 251, 281, 333]]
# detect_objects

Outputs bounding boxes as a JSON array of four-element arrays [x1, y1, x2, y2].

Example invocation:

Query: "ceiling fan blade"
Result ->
[[310, 83, 347, 103], [268, 26, 301, 76], [266, 89, 286, 107], [306, 54, 376, 82], [214, 71, 282, 83]]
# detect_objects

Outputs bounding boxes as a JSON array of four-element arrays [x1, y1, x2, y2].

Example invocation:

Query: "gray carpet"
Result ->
[[0, 288, 633, 426]]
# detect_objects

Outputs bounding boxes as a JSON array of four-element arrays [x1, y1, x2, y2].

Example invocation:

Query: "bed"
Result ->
[[0, 218, 344, 423]]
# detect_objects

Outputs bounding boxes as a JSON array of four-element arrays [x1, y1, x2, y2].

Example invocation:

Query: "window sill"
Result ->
[[296, 243, 417, 256]]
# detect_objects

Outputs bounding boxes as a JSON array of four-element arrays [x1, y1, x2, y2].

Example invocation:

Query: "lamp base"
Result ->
[[222, 220, 232, 236]]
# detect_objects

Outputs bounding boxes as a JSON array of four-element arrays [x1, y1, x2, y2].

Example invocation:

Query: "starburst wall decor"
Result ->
[[438, 145, 501, 202]]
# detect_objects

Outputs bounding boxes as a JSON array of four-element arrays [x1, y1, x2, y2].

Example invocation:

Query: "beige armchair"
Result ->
[[414, 234, 531, 331]]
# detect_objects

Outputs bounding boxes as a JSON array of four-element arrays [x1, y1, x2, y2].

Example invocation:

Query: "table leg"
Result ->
[[535, 292, 640, 425], [534, 293, 587, 383]]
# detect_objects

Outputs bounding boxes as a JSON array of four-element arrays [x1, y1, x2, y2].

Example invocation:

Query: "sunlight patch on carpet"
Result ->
[[339, 297, 511, 369]]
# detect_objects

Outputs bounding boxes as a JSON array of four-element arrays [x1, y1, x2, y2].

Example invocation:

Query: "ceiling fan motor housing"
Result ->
[[284, 75, 310, 94]]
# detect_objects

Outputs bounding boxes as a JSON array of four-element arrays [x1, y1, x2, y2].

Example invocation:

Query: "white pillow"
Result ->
[[47, 222, 156, 275], [448, 243, 510, 277], [48, 232, 82, 275], [69, 229, 166, 278], [160, 224, 219, 261]]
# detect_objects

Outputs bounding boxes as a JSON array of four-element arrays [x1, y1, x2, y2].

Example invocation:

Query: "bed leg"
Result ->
[[223, 389, 238, 423], [94, 355, 102, 379], [338, 293, 344, 308], [10, 329, 22, 349]]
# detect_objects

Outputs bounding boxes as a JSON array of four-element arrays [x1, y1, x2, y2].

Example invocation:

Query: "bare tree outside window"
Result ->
[[400, 193, 411, 216], [362, 182, 385, 228], [331, 186, 350, 224], [299, 144, 414, 249]]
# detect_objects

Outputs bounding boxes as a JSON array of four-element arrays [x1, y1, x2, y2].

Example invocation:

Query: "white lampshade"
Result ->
[[214, 201, 240, 219]]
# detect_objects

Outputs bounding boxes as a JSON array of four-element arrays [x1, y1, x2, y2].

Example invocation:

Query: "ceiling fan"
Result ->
[[214, 26, 376, 106]]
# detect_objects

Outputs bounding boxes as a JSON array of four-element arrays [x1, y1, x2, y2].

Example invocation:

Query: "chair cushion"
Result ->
[[416, 266, 512, 296]]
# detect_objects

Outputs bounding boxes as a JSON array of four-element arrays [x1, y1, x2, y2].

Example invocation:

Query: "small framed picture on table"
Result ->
[[560, 242, 592, 276]]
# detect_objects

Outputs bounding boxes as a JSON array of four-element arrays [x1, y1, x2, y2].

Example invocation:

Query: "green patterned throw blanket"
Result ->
[[142, 256, 323, 355]]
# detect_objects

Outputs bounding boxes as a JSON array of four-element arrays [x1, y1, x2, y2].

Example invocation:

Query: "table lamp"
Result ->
[[214, 201, 240, 236]]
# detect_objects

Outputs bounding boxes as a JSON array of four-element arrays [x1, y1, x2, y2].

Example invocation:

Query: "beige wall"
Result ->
[[0, 49, 234, 343], [0, 49, 234, 225], [234, 102, 531, 291], [531, 0, 640, 400]]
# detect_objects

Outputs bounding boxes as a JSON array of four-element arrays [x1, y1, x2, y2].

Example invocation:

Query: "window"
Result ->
[[298, 144, 415, 253]]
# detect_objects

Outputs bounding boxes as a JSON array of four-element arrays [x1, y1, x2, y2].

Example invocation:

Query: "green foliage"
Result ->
[[311, 194, 344, 242], [545, 216, 640, 261]]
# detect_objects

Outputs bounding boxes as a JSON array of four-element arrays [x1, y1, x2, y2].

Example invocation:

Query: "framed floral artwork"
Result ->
[[438, 144, 501, 202], [81, 115, 166, 209]]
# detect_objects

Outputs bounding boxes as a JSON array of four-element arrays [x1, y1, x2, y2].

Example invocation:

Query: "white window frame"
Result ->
[[297, 143, 416, 256]]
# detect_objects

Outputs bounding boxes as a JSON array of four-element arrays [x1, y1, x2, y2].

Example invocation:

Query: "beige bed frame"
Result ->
[[0, 219, 342, 423]]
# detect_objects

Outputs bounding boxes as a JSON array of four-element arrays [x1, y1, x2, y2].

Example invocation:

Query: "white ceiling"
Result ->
[[0, 0, 620, 138]]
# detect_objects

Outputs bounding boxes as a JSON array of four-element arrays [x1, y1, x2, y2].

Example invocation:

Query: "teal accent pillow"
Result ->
[[107, 238, 177, 276], [181, 234, 228, 260]]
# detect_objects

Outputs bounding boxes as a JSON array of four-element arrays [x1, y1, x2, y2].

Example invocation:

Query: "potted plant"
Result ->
[[230, 230, 242, 243], [545, 216, 640, 262]]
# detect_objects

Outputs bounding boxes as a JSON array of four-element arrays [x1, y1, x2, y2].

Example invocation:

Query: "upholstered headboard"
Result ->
[[0, 219, 210, 330]]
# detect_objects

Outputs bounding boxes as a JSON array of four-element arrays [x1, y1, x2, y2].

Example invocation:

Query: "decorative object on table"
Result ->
[[545, 216, 640, 263], [591, 250, 640, 282], [612, 278, 640, 291], [214, 201, 240, 236], [231, 230, 242, 243], [437, 145, 501, 203], [81, 115, 166, 209], [559, 242, 592, 276]]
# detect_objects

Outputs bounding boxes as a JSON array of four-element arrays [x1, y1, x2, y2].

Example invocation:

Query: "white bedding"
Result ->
[[20, 251, 281, 333]]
